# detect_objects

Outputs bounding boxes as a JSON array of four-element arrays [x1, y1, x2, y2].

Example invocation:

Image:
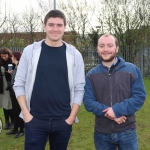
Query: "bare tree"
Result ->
[[37, 0, 51, 26], [20, 7, 43, 44], [0, 7, 8, 47], [5, 12, 26, 48], [58, 0, 97, 51], [95, 0, 150, 62]]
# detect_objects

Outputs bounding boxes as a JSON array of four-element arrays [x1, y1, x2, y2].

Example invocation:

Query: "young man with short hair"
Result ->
[[83, 34, 146, 150], [14, 10, 85, 150]]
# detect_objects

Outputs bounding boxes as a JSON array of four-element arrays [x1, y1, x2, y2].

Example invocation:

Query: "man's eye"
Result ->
[[108, 45, 113, 47], [58, 24, 63, 27]]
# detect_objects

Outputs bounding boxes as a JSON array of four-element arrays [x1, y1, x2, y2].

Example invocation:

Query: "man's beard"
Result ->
[[100, 53, 116, 62]]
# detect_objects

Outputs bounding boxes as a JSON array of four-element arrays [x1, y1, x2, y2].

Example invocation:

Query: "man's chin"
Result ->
[[100, 57, 115, 62]]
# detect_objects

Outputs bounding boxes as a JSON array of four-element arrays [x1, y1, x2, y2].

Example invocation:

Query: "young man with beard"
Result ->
[[14, 10, 85, 150], [83, 34, 146, 150]]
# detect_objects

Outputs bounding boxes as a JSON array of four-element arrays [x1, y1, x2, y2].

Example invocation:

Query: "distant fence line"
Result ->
[[9, 45, 150, 77], [82, 45, 150, 76], [9, 47, 24, 52]]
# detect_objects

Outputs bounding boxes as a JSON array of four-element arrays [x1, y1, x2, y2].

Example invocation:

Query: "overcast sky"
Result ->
[[0, 0, 67, 14], [1, 0, 97, 13], [0, 0, 99, 29], [1, 0, 41, 13]]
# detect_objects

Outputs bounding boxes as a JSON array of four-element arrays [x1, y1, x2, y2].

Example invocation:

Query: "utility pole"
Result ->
[[54, 0, 56, 9], [0, 0, 1, 15]]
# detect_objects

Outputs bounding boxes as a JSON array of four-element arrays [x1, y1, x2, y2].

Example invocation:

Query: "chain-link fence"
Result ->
[[9, 45, 150, 77], [9, 47, 24, 52], [82, 46, 150, 77]]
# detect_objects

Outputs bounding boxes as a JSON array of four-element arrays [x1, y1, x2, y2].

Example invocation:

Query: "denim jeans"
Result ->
[[94, 128, 138, 150], [25, 117, 72, 150]]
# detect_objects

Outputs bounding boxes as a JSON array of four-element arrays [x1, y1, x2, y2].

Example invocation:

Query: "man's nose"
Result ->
[[103, 46, 108, 51], [53, 25, 58, 30]]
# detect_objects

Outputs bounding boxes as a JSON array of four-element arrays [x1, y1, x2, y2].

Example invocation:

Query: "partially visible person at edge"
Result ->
[[83, 34, 146, 150], [13, 9, 85, 150], [6, 51, 24, 138], [0, 48, 14, 130]]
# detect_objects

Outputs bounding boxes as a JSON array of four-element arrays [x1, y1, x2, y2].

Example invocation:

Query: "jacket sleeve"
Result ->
[[73, 51, 85, 105], [13, 48, 28, 98], [112, 67, 146, 118], [83, 74, 108, 116]]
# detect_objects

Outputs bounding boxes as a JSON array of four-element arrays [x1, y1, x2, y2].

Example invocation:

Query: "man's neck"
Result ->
[[102, 58, 116, 68], [45, 39, 63, 47]]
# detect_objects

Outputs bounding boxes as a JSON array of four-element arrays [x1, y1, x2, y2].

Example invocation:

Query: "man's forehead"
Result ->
[[47, 17, 63, 22], [99, 35, 115, 43]]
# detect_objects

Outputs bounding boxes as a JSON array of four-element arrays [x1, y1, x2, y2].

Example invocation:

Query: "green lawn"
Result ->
[[0, 77, 149, 150]]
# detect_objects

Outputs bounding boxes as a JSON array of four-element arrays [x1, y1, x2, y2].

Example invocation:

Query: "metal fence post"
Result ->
[[140, 45, 144, 76]]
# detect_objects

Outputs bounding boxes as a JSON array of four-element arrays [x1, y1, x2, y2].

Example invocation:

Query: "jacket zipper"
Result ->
[[108, 69, 114, 132]]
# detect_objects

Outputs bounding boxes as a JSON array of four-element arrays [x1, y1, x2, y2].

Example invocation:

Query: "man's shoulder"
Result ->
[[24, 40, 44, 51], [124, 62, 139, 71], [22, 40, 44, 59], [23, 44, 33, 52], [64, 41, 80, 54], [86, 65, 100, 76], [117, 56, 139, 71]]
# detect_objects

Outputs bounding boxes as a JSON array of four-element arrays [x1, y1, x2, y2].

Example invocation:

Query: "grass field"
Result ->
[[0, 77, 149, 150]]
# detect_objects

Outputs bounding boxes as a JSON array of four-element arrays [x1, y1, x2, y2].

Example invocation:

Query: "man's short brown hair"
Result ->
[[44, 10, 66, 26]]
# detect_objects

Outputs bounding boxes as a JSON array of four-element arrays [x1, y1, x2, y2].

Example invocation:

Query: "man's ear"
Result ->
[[116, 46, 119, 53], [43, 24, 46, 32]]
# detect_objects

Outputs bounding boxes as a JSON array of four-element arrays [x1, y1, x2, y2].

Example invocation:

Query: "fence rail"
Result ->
[[82, 45, 150, 76], [9, 45, 150, 77]]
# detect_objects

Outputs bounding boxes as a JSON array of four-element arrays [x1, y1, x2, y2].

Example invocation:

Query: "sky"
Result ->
[[1, 0, 41, 13], [0, 0, 99, 30], [0, 0, 96, 14], [0, 0, 61, 14]]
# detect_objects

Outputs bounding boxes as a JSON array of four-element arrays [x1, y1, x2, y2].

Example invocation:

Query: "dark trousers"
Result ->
[[94, 128, 138, 150], [3, 108, 14, 123], [25, 117, 72, 150], [9, 88, 24, 132]]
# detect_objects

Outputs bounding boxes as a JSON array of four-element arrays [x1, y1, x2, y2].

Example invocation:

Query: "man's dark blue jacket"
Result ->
[[83, 56, 146, 134]]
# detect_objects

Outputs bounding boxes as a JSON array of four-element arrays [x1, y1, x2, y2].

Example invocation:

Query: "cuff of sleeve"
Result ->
[[112, 105, 120, 118]]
